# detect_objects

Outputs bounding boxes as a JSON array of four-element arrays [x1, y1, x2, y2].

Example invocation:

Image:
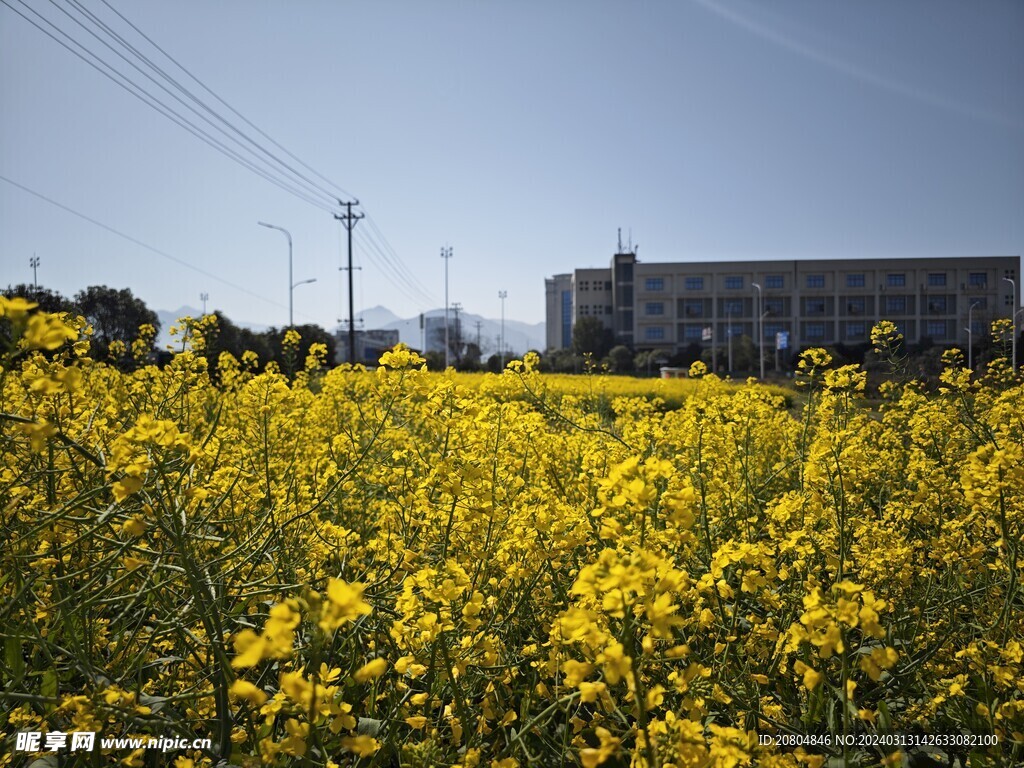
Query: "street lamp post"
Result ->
[[498, 290, 508, 369], [258, 221, 294, 327], [441, 247, 453, 369], [966, 300, 981, 373], [727, 304, 733, 374], [1014, 307, 1024, 375], [30, 255, 39, 289], [1004, 277, 1017, 371], [751, 282, 764, 379]]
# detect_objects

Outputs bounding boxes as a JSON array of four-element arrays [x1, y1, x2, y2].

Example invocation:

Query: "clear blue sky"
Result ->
[[2, 0, 1022, 328]]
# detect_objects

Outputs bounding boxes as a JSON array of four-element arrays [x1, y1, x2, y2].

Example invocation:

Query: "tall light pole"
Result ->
[[1004, 277, 1017, 371], [1015, 308, 1024, 375], [751, 282, 764, 379], [30, 255, 39, 289], [200, 292, 209, 314], [498, 290, 508, 369], [258, 221, 293, 326], [727, 303, 733, 374], [441, 246, 453, 368], [966, 300, 981, 373]]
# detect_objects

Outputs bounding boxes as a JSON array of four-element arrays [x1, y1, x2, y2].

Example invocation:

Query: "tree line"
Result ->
[[2, 284, 336, 372]]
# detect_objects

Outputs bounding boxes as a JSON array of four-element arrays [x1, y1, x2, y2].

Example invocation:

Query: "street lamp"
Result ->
[[1004, 277, 1017, 371], [966, 300, 981, 373], [751, 282, 764, 379], [726, 303, 733, 374], [498, 290, 508, 369], [258, 221, 294, 327], [441, 246, 453, 368], [1014, 307, 1024, 375]]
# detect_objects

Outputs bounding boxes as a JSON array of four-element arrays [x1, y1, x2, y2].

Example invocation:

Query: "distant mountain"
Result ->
[[354, 305, 402, 329], [155, 306, 268, 350], [353, 307, 544, 355], [152, 304, 545, 356]]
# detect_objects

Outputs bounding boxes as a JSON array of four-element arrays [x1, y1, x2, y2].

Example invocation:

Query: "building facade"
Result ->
[[334, 328, 401, 365], [548, 252, 1020, 356]]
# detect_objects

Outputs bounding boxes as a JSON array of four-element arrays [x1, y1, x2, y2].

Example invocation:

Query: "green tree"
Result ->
[[73, 285, 159, 356], [572, 316, 613, 358], [605, 344, 634, 373], [2, 283, 76, 314]]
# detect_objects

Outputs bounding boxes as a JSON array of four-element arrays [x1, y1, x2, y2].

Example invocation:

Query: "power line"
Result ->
[[2, 0, 341, 216], [96, 0, 357, 204], [0, 173, 295, 314], [88, 0, 437, 306], [63, 0, 347, 208], [2, 0, 439, 307]]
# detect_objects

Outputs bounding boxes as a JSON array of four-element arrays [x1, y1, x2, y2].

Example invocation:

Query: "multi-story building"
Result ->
[[548, 250, 1020, 356], [334, 328, 401, 365]]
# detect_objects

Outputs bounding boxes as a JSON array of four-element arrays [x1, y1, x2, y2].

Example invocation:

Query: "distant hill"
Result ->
[[153, 304, 544, 356], [155, 306, 268, 350], [349, 306, 544, 355]]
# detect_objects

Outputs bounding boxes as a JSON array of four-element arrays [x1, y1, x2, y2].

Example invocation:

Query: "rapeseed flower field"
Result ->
[[1, 300, 1021, 767]]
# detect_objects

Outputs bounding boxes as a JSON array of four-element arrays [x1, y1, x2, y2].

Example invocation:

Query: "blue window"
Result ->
[[685, 276, 704, 291], [764, 322, 784, 339], [806, 274, 825, 288], [725, 276, 743, 289], [645, 302, 664, 316], [806, 323, 826, 339], [765, 298, 784, 316], [846, 274, 865, 288], [645, 326, 665, 340], [927, 296, 947, 313], [645, 277, 664, 291], [846, 297, 866, 315], [969, 272, 987, 287], [805, 298, 826, 315], [846, 322, 866, 339], [887, 273, 906, 287], [684, 325, 703, 340], [925, 320, 947, 338], [885, 296, 907, 313], [928, 273, 947, 287], [968, 297, 987, 310], [682, 299, 704, 317], [723, 299, 743, 316], [765, 275, 784, 289]]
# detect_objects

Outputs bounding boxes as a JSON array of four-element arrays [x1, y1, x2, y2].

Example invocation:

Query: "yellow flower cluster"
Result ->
[[2, 310, 1022, 767]]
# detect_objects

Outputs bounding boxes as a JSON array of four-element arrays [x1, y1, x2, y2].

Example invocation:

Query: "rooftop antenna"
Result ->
[[617, 228, 623, 254]]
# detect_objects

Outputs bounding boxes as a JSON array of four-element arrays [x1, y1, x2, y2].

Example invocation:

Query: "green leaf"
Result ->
[[5, 635, 25, 682], [42, 669, 58, 712]]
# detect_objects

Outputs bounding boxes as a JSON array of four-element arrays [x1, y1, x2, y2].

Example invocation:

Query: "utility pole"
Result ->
[[30, 255, 39, 289], [498, 290, 507, 369], [727, 304, 733, 374], [441, 246, 453, 368], [1004, 277, 1017, 371], [967, 300, 981, 373], [335, 200, 363, 365], [451, 302, 463, 366], [752, 282, 764, 379], [200, 292, 209, 314], [474, 320, 483, 357]]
